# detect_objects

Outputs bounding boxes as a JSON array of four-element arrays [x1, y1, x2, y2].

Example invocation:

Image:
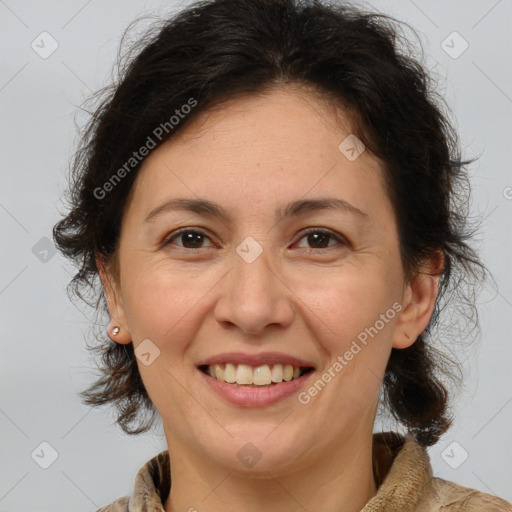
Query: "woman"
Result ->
[[52, 0, 511, 510]]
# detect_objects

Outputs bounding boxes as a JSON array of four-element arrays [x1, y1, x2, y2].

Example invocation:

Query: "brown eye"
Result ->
[[163, 229, 213, 249], [295, 229, 347, 250]]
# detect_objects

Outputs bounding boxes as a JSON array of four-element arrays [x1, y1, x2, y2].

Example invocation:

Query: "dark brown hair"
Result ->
[[53, 0, 486, 447]]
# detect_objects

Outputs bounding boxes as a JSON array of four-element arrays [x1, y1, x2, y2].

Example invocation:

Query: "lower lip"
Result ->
[[198, 368, 315, 407]]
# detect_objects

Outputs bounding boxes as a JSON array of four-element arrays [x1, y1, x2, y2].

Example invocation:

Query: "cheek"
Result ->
[[296, 264, 399, 347], [296, 264, 398, 405], [122, 265, 205, 352]]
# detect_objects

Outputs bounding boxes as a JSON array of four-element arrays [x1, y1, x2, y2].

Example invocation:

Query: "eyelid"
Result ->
[[161, 227, 214, 248], [161, 226, 349, 249], [296, 227, 349, 248]]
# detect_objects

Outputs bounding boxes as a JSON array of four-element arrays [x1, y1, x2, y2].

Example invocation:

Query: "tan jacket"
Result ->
[[97, 432, 511, 511]]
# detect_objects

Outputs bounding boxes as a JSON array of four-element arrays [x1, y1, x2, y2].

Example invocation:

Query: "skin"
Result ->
[[97, 86, 441, 512]]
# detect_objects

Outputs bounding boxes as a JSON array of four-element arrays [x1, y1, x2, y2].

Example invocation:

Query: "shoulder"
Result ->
[[95, 495, 129, 512], [427, 477, 512, 511], [94, 449, 170, 512]]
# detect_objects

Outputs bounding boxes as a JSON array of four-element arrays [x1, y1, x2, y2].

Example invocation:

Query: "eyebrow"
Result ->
[[144, 197, 368, 224]]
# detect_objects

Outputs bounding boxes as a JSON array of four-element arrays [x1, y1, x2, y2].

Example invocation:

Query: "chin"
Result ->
[[198, 431, 306, 474]]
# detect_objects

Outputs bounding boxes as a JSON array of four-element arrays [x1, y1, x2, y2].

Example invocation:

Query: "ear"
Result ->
[[95, 252, 131, 344], [392, 251, 444, 349]]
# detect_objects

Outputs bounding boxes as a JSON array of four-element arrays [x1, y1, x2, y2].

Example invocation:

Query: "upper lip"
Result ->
[[197, 352, 315, 368]]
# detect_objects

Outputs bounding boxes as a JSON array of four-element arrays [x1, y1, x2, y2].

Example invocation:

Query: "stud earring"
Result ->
[[112, 326, 120, 336]]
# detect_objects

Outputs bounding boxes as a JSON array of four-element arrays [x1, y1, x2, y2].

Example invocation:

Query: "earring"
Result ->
[[112, 326, 120, 336]]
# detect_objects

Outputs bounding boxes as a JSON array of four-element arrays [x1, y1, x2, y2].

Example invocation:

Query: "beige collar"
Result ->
[[364, 432, 433, 511]]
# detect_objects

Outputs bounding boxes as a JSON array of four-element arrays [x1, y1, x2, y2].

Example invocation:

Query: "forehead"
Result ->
[[170, 86, 355, 153], [125, 87, 389, 222]]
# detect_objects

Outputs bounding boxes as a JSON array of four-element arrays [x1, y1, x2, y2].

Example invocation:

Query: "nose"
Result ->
[[213, 241, 295, 335]]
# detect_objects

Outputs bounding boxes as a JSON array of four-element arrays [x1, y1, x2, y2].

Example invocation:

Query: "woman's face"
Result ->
[[102, 87, 436, 473]]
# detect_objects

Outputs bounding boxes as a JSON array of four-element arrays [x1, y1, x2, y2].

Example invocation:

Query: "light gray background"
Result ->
[[1, 0, 511, 510]]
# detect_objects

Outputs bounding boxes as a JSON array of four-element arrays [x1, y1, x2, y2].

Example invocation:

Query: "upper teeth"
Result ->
[[207, 363, 304, 386]]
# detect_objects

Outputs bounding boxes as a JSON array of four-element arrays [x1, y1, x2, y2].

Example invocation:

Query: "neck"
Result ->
[[164, 428, 378, 512]]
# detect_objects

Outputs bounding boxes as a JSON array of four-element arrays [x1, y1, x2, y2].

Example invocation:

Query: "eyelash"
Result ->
[[161, 227, 348, 251]]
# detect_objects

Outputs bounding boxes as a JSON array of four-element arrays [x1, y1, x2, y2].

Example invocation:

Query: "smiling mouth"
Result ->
[[198, 363, 314, 387]]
